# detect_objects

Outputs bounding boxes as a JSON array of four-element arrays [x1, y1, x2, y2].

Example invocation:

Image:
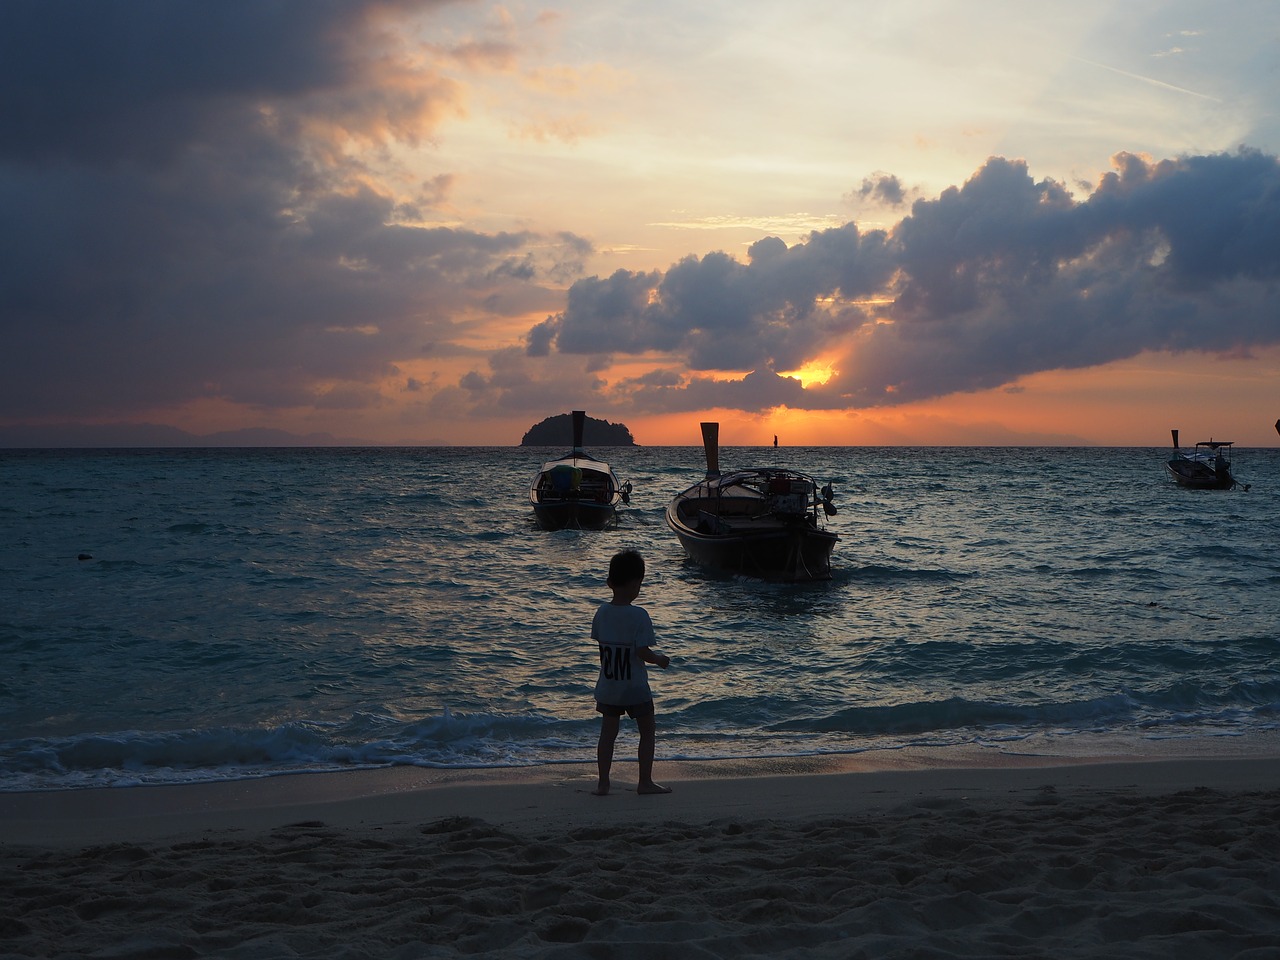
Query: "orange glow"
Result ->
[[778, 354, 839, 388], [92, 346, 1280, 449], [616, 346, 1280, 448]]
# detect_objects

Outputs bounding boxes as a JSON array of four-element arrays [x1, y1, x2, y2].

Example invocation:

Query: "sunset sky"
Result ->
[[2, 0, 1279, 447]]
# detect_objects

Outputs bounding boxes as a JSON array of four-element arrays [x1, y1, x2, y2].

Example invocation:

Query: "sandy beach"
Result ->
[[3, 754, 1279, 959]]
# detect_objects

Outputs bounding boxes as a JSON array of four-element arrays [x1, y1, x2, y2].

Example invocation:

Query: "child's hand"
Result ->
[[659, 654, 671, 669]]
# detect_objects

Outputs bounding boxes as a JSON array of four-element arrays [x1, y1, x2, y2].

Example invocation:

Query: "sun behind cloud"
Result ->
[[779, 355, 839, 389]]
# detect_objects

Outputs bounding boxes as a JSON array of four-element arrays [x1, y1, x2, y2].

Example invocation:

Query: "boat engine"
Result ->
[[766, 476, 811, 517], [820, 482, 837, 516]]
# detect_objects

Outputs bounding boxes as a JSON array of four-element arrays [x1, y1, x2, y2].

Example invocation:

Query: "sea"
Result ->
[[3, 445, 1279, 793]]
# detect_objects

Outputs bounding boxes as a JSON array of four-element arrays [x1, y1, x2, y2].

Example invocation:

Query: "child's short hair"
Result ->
[[607, 549, 645, 585]]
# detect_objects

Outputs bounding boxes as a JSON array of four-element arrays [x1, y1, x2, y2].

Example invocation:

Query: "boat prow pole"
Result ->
[[1171, 428, 1179, 450], [700, 422, 720, 479]]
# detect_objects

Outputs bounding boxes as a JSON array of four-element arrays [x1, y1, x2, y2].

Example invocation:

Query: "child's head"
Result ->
[[607, 549, 645, 590]]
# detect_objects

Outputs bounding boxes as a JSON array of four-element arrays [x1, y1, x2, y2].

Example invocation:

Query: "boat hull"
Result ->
[[1165, 459, 1236, 490], [531, 497, 618, 531], [666, 501, 837, 581]]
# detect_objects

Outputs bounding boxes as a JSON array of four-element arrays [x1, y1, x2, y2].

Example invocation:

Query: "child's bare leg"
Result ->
[[635, 714, 670, 794], [593, 715, 620, 796]]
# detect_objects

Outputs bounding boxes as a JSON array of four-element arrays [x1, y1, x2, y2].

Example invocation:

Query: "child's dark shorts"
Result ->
[[596, 700, 655, 719]]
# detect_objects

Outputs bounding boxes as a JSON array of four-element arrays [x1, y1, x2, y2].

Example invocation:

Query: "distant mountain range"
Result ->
[[0, 423, 390, 448], [521, 413, 635, 446], [1, 417, 640, 448]]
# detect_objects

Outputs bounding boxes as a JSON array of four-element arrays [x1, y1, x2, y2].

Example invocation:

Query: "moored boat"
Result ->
[[666, 422, 838, 581], [1165, 429, 1247, 490], [529, 411, 631, 530]]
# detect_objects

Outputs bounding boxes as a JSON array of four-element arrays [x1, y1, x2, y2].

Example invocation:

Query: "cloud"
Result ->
[[552, 224, 896, 374], [0, 0, 577, 422], [523, 63, 631, 98], [510, 113, 600, 145], [5, 3, 1280, 436], [852, 173, 909, 207], [0, 0, 461, 166], [827, 149, 1280, 407], [617, 368, 809, 414], [516, 148, 1280, 415]]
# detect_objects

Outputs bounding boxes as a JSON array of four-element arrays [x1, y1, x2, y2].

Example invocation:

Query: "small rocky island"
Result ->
[[521, 413, 635, 446]]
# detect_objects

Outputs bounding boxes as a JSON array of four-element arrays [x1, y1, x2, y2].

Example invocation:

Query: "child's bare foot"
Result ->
[[637, 781, 671, 795], [591, 780, 610, 796]]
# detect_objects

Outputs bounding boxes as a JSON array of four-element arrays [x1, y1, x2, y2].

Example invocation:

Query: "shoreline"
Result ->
[[4, 748, 1279, 848]]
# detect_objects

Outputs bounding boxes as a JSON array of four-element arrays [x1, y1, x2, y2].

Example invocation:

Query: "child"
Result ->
[[591, 549, 671, 796]]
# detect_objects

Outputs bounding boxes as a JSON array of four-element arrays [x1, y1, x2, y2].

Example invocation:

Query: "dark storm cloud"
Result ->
[[0, 0, 423, 166], [619, 368, 808, 414], [527, 148, 1280, 414], [0, 1, 576, 421]]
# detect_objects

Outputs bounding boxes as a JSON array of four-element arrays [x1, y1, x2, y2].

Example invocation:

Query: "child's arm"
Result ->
[[638, 646, 670, 669]]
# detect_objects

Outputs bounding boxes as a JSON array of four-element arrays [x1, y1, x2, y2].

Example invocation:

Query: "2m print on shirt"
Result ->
[[599, 645, 632, 681]]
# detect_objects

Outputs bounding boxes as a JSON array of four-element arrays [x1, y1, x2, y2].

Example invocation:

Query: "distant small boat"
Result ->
[[529, 410, 631, 530], [666, 422, 838, 581], [1165, 429, 1247, 490]]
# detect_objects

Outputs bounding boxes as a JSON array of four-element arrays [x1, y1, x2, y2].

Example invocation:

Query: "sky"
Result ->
[[2, 0, 1279, 447]]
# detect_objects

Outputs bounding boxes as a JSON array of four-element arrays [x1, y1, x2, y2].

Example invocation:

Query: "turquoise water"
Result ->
[[2, 445, 1278, 791]]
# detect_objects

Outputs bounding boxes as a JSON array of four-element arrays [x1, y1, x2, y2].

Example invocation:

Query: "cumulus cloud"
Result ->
[[514, 148, 1280, 415], [824, 150, 1280, 406], [552, 224, 896, 375]]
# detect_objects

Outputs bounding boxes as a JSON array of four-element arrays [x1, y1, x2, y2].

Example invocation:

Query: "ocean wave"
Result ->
[[0, 709, 592, 793], [766, 694, 1141, 736]]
